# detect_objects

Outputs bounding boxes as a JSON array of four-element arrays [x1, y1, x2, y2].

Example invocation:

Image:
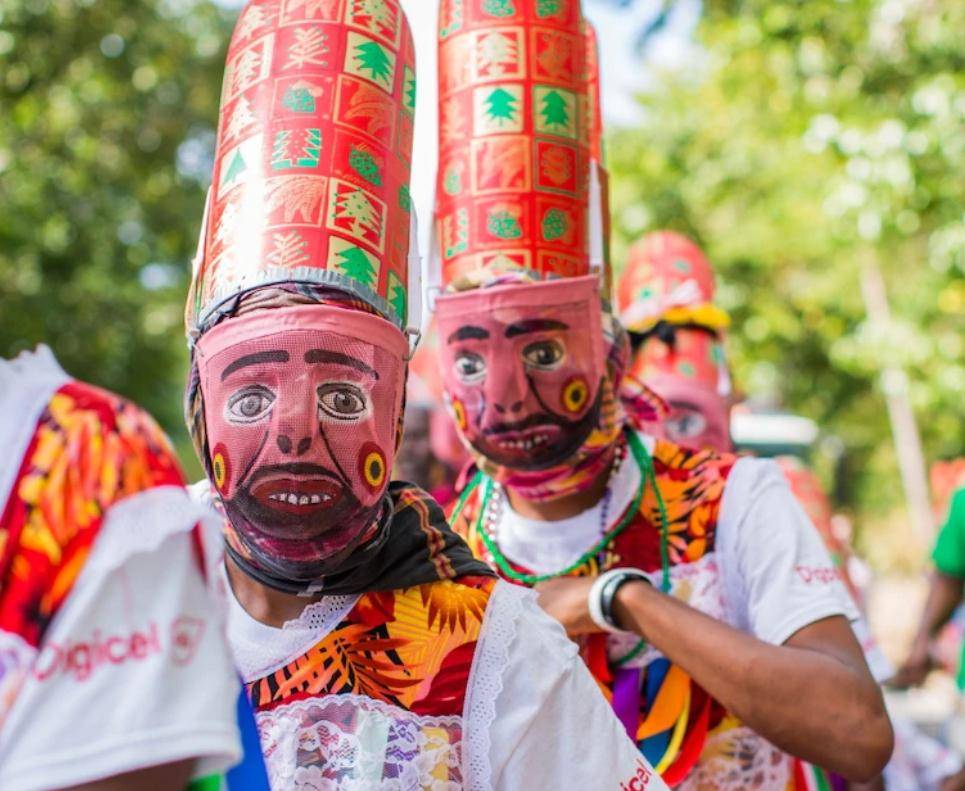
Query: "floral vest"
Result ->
[[0, 381, 185, 724], [245, 574, 496, 789], [452, 433, 832, 790]]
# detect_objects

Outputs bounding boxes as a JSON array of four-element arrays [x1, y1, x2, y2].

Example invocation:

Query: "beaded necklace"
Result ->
[[452, 429, 671, 592]]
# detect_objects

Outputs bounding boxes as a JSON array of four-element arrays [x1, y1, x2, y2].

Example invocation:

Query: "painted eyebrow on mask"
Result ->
[[221, 351, 290, 381], [504, 319, 569, 338], [447, 326, 490, 344], [304, 349, 378, 380]]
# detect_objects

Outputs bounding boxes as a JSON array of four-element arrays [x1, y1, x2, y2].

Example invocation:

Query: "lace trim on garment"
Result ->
[[282, 595, 358, 633], [0, 346, 69, 513], [256, 693, 464, 791], [677, 724, 791, 790], [607, 553, 725, 669], [80, 486, 215, 586], [463, 581, 527, 791]]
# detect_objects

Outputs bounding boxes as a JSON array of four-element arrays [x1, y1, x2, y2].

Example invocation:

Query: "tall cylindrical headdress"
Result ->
[[187, 0, 418, 336], [434, 0, 593, 287]]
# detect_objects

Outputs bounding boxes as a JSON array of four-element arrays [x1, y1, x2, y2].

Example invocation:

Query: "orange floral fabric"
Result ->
[[0, 381, 185, 648], [248, 575, 495, 718]]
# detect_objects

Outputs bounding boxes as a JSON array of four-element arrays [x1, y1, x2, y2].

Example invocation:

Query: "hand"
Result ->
[[888, 641, 933, 689], [534, 576, 599, 637], [942, 768, 965, 791]]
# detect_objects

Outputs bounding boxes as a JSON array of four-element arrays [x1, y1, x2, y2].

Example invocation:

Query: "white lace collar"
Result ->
[[219, 559, 360, 681], [0, 346, 70, 509]]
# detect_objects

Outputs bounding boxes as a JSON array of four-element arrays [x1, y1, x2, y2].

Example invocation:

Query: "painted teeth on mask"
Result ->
[[267, 493, 331, 504], [496, 435, 550, 451]]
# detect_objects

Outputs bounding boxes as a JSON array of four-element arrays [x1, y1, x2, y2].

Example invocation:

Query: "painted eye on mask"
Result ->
[[522, 340, 565, 371], [317, 382, 369, 422], [226, 386, 276, 424], [454, 352, 486, 384], [666, 410, 708, 439]]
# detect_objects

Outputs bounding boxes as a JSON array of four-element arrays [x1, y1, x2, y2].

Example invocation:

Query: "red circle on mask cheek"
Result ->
[[211, 443, 232, 494], [358, 442, 387, 493]]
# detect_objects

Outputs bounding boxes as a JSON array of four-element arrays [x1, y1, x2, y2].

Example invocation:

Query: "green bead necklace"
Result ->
[[453, 430, 672, 593]]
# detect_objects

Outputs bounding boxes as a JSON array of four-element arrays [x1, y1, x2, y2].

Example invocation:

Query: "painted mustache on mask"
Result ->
[[473, 387, 604, 471], [231, 462, 363, 537]]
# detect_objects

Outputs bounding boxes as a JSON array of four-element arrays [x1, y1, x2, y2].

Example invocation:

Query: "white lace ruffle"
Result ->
[[81, 486, 217, 584], [463, 581, 526, 791], [608, 553, 726, 669], [0, 345, 69, 512], [282, 595, 358, 633], [256, 693, 464, 790], [677, 725, 791, 790]]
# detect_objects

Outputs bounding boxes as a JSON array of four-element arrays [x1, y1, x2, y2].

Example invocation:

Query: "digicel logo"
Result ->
[[34, 615, 206, 682]]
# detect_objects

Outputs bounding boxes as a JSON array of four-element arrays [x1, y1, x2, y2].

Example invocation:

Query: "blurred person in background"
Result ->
[[181, 2, 669, 787], [620, 230, 964, 790], [435, 2, 891, 785], [0, 347, 242, 791]]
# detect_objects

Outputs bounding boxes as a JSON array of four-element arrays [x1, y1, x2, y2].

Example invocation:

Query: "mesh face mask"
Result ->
[[436, 275, 625, 501], [195, 304, 407, 587]]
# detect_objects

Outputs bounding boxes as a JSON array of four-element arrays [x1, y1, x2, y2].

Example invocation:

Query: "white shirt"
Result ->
[[197, 493, 669, 791], [0, 349, 241, 791], [495, 434, 861, 647]]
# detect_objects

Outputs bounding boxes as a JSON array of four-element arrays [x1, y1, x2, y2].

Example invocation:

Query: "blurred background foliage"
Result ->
[[0, 0, 231, 469], [607, 0, 964, 550], [0, 0, 962, 548]]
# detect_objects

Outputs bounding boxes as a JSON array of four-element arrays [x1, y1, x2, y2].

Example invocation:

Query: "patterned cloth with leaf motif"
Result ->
[[0, 349, 242, 791]]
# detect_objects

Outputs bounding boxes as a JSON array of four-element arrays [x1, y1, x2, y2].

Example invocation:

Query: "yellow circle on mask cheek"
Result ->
[[562, 379, 589, 413], [451, 398, 467, 431], [213, 453, 226, 487], [364, 451, 386, 488]]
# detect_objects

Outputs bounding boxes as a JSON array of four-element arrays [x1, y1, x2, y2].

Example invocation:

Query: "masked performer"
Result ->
[[622, 231, 963, 790], [436, 4, 892, 786], [184, 3, 667, 788], [0, 347, 241, 791]]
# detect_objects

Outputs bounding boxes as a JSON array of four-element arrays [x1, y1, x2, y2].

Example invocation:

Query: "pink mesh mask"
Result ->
[[644, 374, 732, 453], [195, 304, 407, 579], [435, 276, 605, 474]]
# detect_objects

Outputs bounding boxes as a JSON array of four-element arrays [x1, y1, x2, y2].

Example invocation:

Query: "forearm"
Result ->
[[911, 572, 964, 647], [613, 582, 891, 780]]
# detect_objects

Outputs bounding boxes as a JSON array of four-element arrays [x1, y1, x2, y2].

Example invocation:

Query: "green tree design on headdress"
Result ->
[[354, 40, 392, 86], [388, 274, 407, 325], [485, 87, 518, 127], [540, 90, 570, 131], [537, 0, 562, 17], [336, 245, 377, 288]]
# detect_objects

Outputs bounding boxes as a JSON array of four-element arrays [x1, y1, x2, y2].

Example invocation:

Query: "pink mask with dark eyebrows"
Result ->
[[435, 276, 606, 472], [195, 305, 407, 580]]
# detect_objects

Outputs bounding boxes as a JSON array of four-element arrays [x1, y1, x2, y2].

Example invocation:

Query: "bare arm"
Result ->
[[612, 581, 892, 780], [891, 571, 965, 688], [536, 575, 892, 781], [62, 760, 195, 791]]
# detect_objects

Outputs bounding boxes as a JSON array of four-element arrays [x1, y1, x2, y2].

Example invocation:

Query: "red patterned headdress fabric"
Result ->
[[434, 0, 593, 287], [187, 0, 417, 334]]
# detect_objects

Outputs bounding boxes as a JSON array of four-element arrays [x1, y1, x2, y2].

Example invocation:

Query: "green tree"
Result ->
[[336, 246, 377, 288], [484, 87, 518, 126], [540, 90, 570, 131], [608, 0, 964, 532], [353, 40, 392, 87], [0, 0, 232, 467], [482, 0, 515, 18]]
